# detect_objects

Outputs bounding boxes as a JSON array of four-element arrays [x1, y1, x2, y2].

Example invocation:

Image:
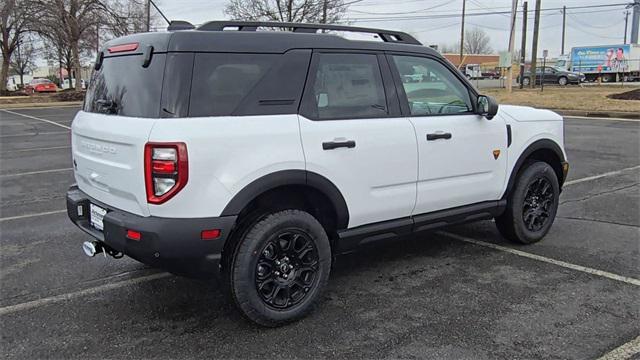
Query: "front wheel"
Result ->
[[227, 209, 331, 327], [558, 76, 568, 86], [522, 77, 530, 86], [496, 162, 560, 244]]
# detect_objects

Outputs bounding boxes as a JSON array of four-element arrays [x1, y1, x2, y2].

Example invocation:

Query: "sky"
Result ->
[[155, 0, 638, 59]]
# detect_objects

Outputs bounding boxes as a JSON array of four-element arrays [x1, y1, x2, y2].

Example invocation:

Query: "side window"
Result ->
[[309, 53, 388, 120], [189, 53, 276, 117], [392, 55, 472, 116]]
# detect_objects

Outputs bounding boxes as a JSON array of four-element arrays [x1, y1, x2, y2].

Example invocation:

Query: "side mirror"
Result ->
[[477, 95, 498, 120]]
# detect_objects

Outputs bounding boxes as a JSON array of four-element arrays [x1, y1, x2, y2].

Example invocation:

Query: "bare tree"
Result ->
[[224, 0, 349, 24], [464, 27, 492, 54], [103, 0, 154, 37], [439, 42, 460, 54], [35, 0, 105, 91], [0, 0, 39, 93], [10, 36, 38, 87]]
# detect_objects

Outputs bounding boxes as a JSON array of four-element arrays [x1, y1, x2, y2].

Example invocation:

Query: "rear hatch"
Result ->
[[72, 38, 168, 216]]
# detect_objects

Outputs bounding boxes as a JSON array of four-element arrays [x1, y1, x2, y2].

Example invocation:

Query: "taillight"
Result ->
[[144, 142, 188, 204]]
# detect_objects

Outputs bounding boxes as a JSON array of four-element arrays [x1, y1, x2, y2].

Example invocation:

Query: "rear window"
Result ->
[[188, 53, 276, 117], [83, 54, 166, 118]]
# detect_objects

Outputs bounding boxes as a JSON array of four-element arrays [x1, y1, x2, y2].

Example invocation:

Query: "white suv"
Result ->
[[66, 21, 569, 326]]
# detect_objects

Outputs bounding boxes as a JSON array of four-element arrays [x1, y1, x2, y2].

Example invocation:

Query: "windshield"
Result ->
[[83, 53, 166, 118]]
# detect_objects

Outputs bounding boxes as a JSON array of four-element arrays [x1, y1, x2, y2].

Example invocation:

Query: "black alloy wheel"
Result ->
[[522, 177, 554, 232], [255, 230, 319, 309]]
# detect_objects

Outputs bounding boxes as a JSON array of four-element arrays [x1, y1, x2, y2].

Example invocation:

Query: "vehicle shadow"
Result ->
[[105, 222, 495, 330]]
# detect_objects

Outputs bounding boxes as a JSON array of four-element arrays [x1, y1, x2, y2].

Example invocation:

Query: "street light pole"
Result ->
[[561, 6, 566, 54], [506, 0, 518, 93]]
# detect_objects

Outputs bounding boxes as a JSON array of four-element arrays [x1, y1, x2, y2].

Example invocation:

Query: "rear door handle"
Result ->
[[322, 140, 356, 150], [426, 132, 452, 141]]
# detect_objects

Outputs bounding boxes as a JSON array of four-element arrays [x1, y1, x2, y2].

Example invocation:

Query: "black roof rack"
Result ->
[[191, 21, 421, 45]]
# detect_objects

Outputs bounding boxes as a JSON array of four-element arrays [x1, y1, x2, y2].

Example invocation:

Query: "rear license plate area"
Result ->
[[89, 203, 107, 231]]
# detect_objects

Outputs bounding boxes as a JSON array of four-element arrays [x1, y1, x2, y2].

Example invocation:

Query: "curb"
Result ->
[[554, 109, 640, 120], [0, 101, 83, 110]]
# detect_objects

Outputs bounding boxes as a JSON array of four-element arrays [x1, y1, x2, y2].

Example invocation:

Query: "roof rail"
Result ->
[[195, 21, 422, 45], [168, 20, 196, 31]]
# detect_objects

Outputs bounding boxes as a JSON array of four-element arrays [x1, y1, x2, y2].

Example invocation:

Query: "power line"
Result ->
[[347, 3, 630, 22], [349, 0, 451, 15]]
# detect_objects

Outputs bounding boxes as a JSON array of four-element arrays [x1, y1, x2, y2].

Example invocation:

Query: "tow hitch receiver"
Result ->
[[82, 241, 123, 259]]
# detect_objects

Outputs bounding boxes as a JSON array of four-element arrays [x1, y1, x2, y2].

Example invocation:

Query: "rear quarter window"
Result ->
[[188, 53, 276, 117]]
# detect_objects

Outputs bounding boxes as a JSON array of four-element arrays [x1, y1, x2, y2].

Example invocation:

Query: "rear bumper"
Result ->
[[66, 185, 236, 278]]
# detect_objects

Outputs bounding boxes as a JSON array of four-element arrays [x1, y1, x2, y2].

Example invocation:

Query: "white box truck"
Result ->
[[556, 44, 640, 82]]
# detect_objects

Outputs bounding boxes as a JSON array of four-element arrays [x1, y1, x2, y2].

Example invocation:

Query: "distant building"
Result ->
[[442, 53, 500, 68]]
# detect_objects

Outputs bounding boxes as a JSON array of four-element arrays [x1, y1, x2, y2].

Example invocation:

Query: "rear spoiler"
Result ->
[[168, 20, 195, 31]]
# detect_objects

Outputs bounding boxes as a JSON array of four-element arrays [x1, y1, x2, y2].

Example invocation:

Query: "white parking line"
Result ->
[[564, 165, 640, 186], [596, 336, 640, 360], [0, 130, 68, 138], [0, 210, 67, 222], [0, 168, 73, 178], [439, 231, 640, 286], [0, 109, 71, 130], [0, 272, 172, 316], [1, 145, 71, 154]]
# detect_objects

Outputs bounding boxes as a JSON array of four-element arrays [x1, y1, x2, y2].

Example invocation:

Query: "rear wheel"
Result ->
[[496, 162, 560, 244], [522, 77, 530, 86], [226, 209, 331, 327], [558, 76, 568, 86]]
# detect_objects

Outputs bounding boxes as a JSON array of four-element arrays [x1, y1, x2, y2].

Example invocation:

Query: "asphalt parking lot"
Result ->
[[0, 106, 638, 359]]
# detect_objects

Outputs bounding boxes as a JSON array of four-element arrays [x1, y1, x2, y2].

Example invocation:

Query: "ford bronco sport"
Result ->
[[67, 21, 569, 327]]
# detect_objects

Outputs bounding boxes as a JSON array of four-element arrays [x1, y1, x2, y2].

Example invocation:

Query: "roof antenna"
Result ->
[[149, 0, 171, 26]]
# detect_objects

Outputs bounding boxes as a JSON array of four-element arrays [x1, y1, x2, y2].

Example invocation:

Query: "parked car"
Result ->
[[25, 78, 58, 93], [482, 69, 500, 79], [67, 21, 569, 327], [519, 66, 585, 86]]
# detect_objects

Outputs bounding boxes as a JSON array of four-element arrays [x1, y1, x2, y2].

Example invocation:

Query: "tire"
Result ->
[[496, 161, 560, 244], [558, 76, 568, 86], [522, 77, 530, 86], [227, 209, 331, 327]]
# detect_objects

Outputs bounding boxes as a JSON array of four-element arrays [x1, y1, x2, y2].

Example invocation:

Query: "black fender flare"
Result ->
[[220, 170, 350, 230], [503, 139, 566, 198]]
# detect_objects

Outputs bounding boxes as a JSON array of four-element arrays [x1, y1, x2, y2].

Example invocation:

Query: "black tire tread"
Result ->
[[496, 161, 560, 244], [227, 209, 331, 327]]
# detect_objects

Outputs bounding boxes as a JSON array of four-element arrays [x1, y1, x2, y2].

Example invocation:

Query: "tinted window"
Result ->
[[309, 53, 387, 120], [189, 53, 276, 117], [84, 54, 166, 117], [393, 55, 472, 115]]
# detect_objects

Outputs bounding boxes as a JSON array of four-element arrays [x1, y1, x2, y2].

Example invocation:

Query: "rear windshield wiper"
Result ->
[[96, 99, 118, 114]]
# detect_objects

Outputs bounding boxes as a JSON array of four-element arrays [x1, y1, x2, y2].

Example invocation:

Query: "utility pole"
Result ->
[[530, 0, 542, 88], [519, 1, 528, 89], [624, 10, 629, 44], [561, 6, 566, 55], [459, 0, 466, 67], [146, 0, 151, 32], [631, 0, 639, 44], [96, 23, 100, 53], [322, 0, 328, 23], [506, 0, 518, 93]]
